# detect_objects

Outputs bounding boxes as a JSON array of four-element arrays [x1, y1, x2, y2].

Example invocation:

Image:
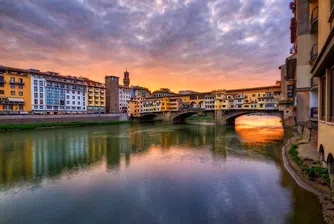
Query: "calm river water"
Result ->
[[0, 116, 324, 224]]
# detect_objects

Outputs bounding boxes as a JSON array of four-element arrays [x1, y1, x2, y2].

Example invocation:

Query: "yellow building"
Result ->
[[0, 66, 31, 114], [85, 79, 106, 114], [309, 0, 334, 170], [127, 97, 144, 117]]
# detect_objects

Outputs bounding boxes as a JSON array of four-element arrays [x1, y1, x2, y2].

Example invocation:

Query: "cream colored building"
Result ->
[[308, 0, 334, 169]]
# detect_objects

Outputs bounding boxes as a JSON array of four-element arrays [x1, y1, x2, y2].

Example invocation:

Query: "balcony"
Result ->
[[310, 77, 319, 90], [309, 44, 318, 65], [310, 6, 319, 33], [310, 107, 318, 120]]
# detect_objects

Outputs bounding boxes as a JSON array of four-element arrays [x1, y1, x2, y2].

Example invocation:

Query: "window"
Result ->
[[39, 81, 43, 86], [72, 101, 75, 105], [10, 77, 15, 83], [72, 96, 75, 99], [331, 68, 334, 122], [321, 75, 326, 120], [18, 78, 23, 84], [19, 105, 23, 110], [40, 99, 43, 104], [10, 84, 15, 89], [34, 86, 38, 92], [0, 90, 4, 94], [40, 93, 43, 98], [287, 92, 293, 98], [19, 91, 23, 96], [34, 99, 38, 104], [11, 91, 15, 96], [287, 85, 293, 90], [19, 85, 23, 89], [40, 87, 43, 92], [34, 80, 38, 85]]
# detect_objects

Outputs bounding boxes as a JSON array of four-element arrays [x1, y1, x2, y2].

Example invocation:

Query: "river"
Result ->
[[0, 116, 324, 223]]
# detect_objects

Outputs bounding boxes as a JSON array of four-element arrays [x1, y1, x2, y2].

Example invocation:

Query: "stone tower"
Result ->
[[123, 69, 130, 87], [105, 75, 120, 114]]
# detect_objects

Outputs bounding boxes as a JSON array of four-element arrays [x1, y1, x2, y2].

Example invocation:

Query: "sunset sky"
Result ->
[[0, 0, 292, 92]]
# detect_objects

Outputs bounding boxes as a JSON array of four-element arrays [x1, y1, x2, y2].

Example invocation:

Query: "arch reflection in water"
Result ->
[[235, 115, 284, 143]]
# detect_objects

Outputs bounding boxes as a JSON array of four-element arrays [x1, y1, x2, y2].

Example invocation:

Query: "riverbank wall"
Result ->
[[0, 114, 128, 125], [283, 136, 334, 224]]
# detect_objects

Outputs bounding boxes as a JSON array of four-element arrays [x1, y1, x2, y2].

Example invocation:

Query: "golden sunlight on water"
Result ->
[[235, 115, 284, 143]]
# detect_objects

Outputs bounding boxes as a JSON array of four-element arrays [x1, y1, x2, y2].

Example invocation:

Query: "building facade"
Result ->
[[278, 64, 295, 121], [308, 0, 334, 170], [151, 88, 177, 97], [30, 71, 87, 114], [0, 66, 31, 114], [105, 75, 120, 114], [119, 86, 131, 113], [131, 86, 151, 98], [86, 79, 105, 114]]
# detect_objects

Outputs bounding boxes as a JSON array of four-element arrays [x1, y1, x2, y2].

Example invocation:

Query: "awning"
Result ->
[[8, 98, 24, 102]]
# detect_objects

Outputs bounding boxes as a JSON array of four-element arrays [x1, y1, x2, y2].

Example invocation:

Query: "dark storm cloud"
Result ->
[[0, 0, 292, 77]]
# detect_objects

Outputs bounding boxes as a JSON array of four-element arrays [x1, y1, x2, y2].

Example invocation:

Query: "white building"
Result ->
[[119, 85, 132, 113], [30, 69, 87, 114]]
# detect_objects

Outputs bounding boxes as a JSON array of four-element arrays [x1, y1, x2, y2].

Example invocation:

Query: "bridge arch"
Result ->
[[198, 101, 205, 109], [172, 111, 198, 123], [224, 110, 283, 125], [190, 101, 199, 109], [327, 154, 334, 178]]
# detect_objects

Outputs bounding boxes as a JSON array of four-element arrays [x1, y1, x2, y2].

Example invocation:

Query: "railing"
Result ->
[[0, 101, 24, 105], [310, 44, 318, 64], [310, 107, 318, 119], [0, 80, 5, 83], [310, 6, 319, 33]]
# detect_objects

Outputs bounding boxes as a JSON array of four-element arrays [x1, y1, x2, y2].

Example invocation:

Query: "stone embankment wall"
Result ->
[[0, 114, 128, 125]]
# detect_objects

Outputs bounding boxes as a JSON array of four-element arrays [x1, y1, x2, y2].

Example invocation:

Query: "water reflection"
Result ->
[[0, 117, 324, 224], [235, 115, 284, 142]]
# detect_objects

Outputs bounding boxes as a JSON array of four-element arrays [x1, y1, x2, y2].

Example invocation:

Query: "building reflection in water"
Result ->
[[235, 115, 284, 143], [0, 117, 283, 187]]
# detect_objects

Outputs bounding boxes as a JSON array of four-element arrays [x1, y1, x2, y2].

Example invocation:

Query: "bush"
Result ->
[[288, 143, 330, 185], [288, 144, 302, 166], [303, 166, 330, 184]]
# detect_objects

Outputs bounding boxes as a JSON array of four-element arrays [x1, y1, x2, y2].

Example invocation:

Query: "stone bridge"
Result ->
[[154, 110, 203, 123], [134, 109, 283, 125]]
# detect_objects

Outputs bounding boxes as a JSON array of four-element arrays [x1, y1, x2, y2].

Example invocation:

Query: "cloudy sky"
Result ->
[[0, 0, 292, 92]]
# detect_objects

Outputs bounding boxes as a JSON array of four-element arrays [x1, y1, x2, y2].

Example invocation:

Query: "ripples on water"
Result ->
[[0, 116, 324, 224]]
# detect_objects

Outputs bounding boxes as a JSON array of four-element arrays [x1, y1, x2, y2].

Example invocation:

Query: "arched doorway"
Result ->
[[319, 145, 325, 163]]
